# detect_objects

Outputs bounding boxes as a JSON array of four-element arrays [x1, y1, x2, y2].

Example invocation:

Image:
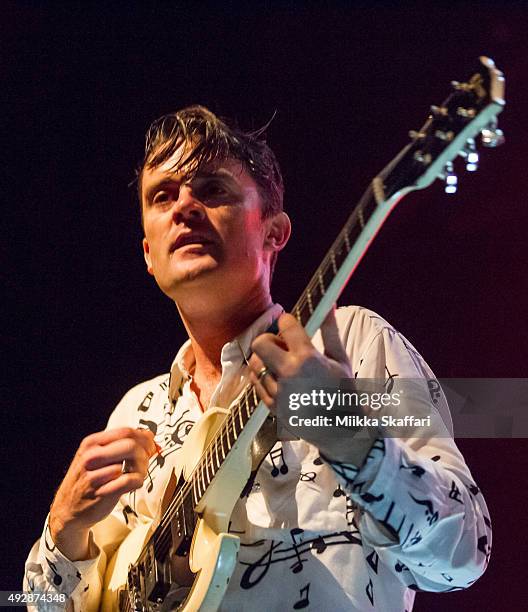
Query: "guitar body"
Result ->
[[102, 404, 269, 611]]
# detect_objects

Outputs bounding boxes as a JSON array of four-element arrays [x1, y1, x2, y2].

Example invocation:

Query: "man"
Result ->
[[25, 106, 491, 611]]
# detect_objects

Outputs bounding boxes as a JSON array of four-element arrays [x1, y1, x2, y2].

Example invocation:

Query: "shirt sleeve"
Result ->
[[24, 504, 130, 612], [326, 325, 492, 592], [22, 381, 151, 611]]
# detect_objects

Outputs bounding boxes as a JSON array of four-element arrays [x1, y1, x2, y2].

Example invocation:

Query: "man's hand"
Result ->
[[249, 310, 373, 466], [249, 310, 352, 405], [49, 427, 157, 560]]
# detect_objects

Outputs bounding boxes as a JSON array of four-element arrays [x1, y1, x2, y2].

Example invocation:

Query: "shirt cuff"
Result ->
[[35, 515, 104, 599]]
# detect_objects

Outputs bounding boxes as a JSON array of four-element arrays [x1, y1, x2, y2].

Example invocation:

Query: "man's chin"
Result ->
[[160, 261, 218, 291]]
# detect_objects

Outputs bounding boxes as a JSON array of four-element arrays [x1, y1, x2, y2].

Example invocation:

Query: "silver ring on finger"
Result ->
[[257, 366, 271, 383], [121, 459, 133, 474]]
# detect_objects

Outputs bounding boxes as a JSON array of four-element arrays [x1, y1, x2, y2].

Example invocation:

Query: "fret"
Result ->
[[208, 445, 217, 473], [295, 304, 302, 322], [330, 250, 337, 274], [306, 287, 314, 314], [244, 391, 251, 419], [230, 413, 238, 441], [197, 463, 206, 493], [358, 205, 365, 228], [237, 403, 244, 431], [204, 449, 213, 484], [318, 270, 325, 295], [192, 476, 199, 508], [227, 417, 236, 449], [220, 427, 228, 460], [206, 452, 214, 485], [252, 386, 259, 407], [198, 465, 206, 497], [214, 436, 220, 471], [344, 232, 351, 252]]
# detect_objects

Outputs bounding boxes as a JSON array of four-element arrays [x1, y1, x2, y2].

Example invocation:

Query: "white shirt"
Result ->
[[24, 305, 491, 611]]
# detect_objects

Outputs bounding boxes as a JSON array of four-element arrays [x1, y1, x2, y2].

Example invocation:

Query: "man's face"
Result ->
[[141, 148, 278, 300]]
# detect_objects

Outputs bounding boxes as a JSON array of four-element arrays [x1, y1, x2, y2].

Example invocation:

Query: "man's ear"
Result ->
[[142, 238, 154, 275], [264, 212, 291, 253]]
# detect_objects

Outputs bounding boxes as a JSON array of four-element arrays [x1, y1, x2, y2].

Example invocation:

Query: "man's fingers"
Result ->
[[250, 371, 276, 410], [83, 438, 150, 471], [277, 313, 312, 350], [251, 333, 289, 371], [84, 463, 123, 489], [94, 472, 145, 498], [320, 307, 349, 365], [81, 427, 156, 456]]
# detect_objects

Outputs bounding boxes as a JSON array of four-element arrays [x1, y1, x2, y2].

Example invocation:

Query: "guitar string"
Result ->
[[149, 384, 257, 555]]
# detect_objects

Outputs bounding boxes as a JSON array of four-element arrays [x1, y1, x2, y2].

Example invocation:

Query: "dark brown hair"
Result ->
[[137, 105, 284, 219]]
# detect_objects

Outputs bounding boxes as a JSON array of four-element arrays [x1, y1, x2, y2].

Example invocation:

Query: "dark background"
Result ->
[[3, 2, 527, 610]]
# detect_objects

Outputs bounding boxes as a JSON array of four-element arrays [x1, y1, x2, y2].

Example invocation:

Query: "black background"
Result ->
[[3, 2, 527, 610]]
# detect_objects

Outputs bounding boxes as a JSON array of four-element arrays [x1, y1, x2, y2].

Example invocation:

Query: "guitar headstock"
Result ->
[[381, 56, 505, 199]]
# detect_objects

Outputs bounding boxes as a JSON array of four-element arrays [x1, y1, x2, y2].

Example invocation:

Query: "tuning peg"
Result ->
[[456, 107, 476, 118], [409, 129, 425, 141], [442, 161, 458, 194], [430, 105, 447, 116], [464, 138, 479, 172], [481, 120, 505, 147]]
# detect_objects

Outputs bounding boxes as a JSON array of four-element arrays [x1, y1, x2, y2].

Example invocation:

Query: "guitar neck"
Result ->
[[172, 174, 402, 508]]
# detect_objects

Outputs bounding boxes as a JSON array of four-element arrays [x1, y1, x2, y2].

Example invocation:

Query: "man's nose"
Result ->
[[172, 184, 205, 224]]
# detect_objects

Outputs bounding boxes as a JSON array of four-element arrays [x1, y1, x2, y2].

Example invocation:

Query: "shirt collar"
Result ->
[[168, 303, 284, 408]]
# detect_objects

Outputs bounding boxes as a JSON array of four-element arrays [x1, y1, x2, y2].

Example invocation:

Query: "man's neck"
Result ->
[[177, 288, 273, 379]]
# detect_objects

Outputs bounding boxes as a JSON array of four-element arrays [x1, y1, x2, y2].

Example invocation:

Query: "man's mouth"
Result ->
[[170, 233, 215, 252]]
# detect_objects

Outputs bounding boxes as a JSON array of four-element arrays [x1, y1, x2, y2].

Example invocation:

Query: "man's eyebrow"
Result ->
[[144, 168, 238, 201], [144, 178, 179, 201]]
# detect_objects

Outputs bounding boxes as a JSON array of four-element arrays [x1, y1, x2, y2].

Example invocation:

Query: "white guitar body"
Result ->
[[102, 403, 271, 611]]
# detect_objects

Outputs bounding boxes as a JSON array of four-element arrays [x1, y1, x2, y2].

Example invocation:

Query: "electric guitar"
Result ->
[[102, 56, 505, 611]]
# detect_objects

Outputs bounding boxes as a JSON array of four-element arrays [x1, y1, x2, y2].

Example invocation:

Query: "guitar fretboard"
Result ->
[[145, 180, 389, 567]]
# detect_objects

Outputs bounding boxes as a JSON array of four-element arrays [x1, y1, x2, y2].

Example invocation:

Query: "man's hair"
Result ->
[[137, 105, 285, 278], [137, 105, 284, 216]]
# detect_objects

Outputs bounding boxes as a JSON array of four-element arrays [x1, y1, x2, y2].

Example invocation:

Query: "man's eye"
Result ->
[[204, 183, 228, 197], [153, 191, 170, 204]]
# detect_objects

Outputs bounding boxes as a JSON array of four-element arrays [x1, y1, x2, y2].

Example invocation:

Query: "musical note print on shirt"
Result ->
[[293, 583, 310, 609], [448, 481, 464, 504], [239, 530, 363, 589], [409, 493, 439, 526], [365, 577, 374, 605], [45, 558, 62, 586], [289, 528, 307, 574], [138, 391, 154, 412], [269, 446, 288, 477]]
